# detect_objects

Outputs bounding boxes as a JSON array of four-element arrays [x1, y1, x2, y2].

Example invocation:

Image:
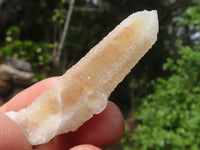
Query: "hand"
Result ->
[[0, 77, 124, 150]]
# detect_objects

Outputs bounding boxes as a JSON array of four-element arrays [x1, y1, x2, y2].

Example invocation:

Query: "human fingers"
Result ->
[[0, 78, 59, 150], [66, 101, 124, 148], [69, 144, 102, 150], [0, 112, 32, 150], [0, 77, 124, 150], [34, 101, 124, 150], [0, 77, 59, 113]]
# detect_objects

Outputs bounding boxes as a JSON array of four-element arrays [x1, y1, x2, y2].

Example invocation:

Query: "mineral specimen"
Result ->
[[6, 10, 159, 145]]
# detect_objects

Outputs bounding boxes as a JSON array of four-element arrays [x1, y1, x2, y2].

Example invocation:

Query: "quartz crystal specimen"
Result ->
[[6, 10, 159, 145]]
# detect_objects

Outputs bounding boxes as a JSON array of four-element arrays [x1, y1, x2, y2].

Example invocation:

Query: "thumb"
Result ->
[[70, 144, 102, 150], [0, 112, 32, 150]]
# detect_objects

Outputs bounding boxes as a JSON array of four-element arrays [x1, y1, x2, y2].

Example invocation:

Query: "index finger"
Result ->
[[0, 76, 124, 149], [0, 77, 60, 113]]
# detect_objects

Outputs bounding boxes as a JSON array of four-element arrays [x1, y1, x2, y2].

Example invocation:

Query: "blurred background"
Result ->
[[0, 0, 200, 149]]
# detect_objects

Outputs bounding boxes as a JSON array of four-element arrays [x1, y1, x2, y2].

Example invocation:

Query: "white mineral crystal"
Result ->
[[6, 10, 159, 145]]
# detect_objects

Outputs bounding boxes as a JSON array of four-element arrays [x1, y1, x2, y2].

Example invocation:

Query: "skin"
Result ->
[[0, 77, 124, 150]]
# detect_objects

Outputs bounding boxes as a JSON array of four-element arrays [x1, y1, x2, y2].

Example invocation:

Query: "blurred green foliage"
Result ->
[[182, 0, 200, 30], [0, 26, 52, 74], [122, 0, 200, 149], [0, 1, 200, 149], [129, 41, 200, 150]]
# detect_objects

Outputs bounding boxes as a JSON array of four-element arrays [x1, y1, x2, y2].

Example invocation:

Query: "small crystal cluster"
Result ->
[[6, 10, 158, 145]]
